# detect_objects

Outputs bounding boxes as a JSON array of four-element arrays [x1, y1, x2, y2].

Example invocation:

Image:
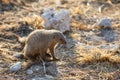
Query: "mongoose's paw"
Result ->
[[52, 58, 60, 61]]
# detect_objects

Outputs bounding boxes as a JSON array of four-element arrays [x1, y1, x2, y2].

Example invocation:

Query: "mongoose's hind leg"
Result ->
[[24, 53, 42, 70]]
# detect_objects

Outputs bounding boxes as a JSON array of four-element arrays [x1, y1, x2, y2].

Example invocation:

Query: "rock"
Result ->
[[26, 69, 33, 75], [10, 62, 22, 72], [45, 75, 54, 79], [46, 63, 58, 76], [41, 7, 71, 33], [32, 65, 43, 72], [13, 53, 23, 58], [100, 44, 119, 50], [31, 75, 54, 80], [101, 29, 115, 42], [31, 77, 48, 80], [97, 18, 112, 29]]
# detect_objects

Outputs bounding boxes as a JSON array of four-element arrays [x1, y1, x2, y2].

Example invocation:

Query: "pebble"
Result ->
[[26, 69, 33, 75], [98, 18, 111, 29], [9, 62, 22, 72], [32, 65, 43, 72], [13, 53, 23, 58], [31, 75, 54, 80]]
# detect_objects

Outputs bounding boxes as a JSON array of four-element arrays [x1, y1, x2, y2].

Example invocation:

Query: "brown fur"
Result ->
[[23, 29, 66, 62]]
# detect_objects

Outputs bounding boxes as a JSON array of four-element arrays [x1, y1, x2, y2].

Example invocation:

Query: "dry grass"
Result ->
[[75, 47, 120, 64], [71, 19, 94, 30], [70, 7, 82, 15], [112, 24, 120, 29], [20, 15, 43, 29], [1, 0, 11, 4], [70, 33, 80, 39]]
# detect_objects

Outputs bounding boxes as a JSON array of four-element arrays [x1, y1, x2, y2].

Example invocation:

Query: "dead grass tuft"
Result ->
[[100, 53, 112, 61], [109, 55, 120, 63], [76, 48, 120, 64], [79, 53, 94, 63], [69, 33, 80, 39], [98, 72, 114, 80], [20, 15, 43, 29], [112, 24, 120, 29], [71, 19, 94, 30], [70, 7, 82, 15], [1, 0, 11, 4]]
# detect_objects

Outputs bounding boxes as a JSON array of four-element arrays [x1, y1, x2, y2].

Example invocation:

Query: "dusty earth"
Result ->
[[0, 0, 120, 80]]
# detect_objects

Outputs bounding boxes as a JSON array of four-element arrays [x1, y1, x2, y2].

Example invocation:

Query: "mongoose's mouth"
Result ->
[[62, 40, 67, 44], [59, 38, 67, 44]]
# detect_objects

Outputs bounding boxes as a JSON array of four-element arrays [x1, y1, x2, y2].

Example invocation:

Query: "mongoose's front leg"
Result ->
[[49, 44, 59, 61]]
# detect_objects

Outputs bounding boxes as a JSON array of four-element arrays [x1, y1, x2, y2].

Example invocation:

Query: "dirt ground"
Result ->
[[0, 0, 120, 80]]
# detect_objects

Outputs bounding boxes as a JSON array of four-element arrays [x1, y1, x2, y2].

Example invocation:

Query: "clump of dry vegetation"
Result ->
[[20, 15, 44, 29], [76, 48, 120, 64], [71, 19, 94, 30]]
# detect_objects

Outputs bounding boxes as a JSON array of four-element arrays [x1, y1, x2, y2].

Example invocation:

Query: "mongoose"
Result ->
[[23, 29, 67, 62]]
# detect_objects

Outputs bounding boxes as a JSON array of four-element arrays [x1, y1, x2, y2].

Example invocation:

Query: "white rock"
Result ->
[[26, 69, 33, 75], [41, 8, 71, 33], [10, 62, 22, 72], [97, 18, 111, 28]]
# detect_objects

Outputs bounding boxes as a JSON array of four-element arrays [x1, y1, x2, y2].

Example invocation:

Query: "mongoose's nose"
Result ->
[[64, 40, 67, 44]]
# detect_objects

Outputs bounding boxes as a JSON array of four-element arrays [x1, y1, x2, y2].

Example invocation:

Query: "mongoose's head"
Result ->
[[53, 31, 67, 44]]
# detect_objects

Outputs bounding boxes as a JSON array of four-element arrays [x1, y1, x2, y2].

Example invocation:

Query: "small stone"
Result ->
[[45, 74, 54, 79], [32, 77, 46, 80], [32, 65, 43, 72], [31, 75, 54, 80], [46, 63, 58, 76], [13, 53, 23, 58], [98, 18, 111, 29], [26, 69, 33, 75], [65, 44, 74, 49], [100, 44, 119, 50], [10, 62, 22, 72]]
